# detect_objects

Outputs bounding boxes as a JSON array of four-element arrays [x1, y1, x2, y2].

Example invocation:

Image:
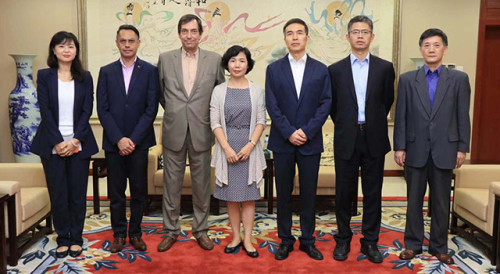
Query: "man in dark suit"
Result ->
[[394, 28, 470, 265], [266, 18, 332, 261], [97, 25, 159, 253], [328, 15, 395, 263]]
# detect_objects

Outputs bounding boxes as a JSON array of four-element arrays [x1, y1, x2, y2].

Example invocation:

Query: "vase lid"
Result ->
[[9, 54, 37, 58]]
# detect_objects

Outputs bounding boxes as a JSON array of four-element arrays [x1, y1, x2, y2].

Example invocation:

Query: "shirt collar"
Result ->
[[288, 53, 307, 64], [182, 47, 199, 58], [350, 53, 370, 65], [424, 64, 442, 76], [119, 56, 137, 69]]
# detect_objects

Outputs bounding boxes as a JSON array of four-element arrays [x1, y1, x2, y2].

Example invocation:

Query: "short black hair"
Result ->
[[419, 28, 448, 47], [116, 24, 140, 40], [221, 45, 255, 74], [47, 31, 86, 82], [178, 14, 203, 35], [347, 15, 373, 32], [283, 18, 309, 36]]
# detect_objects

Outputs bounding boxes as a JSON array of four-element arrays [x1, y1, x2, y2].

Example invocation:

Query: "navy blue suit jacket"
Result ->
[[31, 68, 99, 159], [97, 58, 159, 152], [265, 55, 332, 155]]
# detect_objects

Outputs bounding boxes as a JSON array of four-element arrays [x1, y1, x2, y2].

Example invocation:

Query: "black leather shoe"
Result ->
[[242, 244, 259, 258], [275, 244, 294, 260], [55, 246, 69, 258], [69, 246, 83, 258], [361, 243, 383, 263], [299, 244, 324, 260], [224, 241, 242, 253], [333, 242, 350, 261]]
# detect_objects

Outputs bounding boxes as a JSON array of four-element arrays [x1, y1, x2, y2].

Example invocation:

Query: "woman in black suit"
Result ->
[[31, 31, 98, 258]]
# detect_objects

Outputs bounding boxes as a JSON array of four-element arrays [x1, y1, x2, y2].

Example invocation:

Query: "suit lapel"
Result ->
[[280, 55, 298, 102], [127, 58, 143, 97], [112, 61, 127, 98], [344, 57, 358, 105], [365, 55, 375, 103], [415, 67, 432, 117], [430, 66, 450, 120], [298, 55, 313, 105], [73, 77, 84, 125], [173, 49, 188, 98], [49, 69, 59, 124], [189, 49, 206, 100]]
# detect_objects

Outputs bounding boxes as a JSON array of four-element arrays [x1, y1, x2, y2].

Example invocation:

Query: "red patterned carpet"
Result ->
[[7, 203, 495, 273]]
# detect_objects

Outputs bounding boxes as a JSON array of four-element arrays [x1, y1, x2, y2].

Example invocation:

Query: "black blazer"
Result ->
[[97, 58, 159, 152], [31, 68, 99, 159], [328, 54, 395, 160]]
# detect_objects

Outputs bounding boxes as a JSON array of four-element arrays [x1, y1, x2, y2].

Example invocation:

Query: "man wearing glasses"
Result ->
[[97, 24, 159, 253], [328, 15, 395, 263]]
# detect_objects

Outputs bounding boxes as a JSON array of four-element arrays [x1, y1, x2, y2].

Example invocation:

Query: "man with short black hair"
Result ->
[[266, 18, 332, 261], [328, 15, 395, 263], [394, 28, 471, 265], [97, 24, 159, 253]]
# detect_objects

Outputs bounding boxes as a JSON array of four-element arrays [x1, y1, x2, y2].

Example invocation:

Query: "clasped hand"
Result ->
[[118, 137, 135, 156], [55, 139, 78, 157], [224, 143, 254, 164], [288, 129, 307, 146]]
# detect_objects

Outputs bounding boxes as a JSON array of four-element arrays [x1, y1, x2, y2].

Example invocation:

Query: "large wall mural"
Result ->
[[82, 0, 398, 116]]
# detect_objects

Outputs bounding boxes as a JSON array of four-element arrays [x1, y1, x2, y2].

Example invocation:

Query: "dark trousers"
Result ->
[[274, 151, 320, 246], [334, 129, 385, 246], [106, 149, 148, 238], [404, 156, 452, 254], [41, 152, 90, 247]]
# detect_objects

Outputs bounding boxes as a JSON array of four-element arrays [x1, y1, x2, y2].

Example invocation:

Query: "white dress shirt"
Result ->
[[288, 53, 307, 98]]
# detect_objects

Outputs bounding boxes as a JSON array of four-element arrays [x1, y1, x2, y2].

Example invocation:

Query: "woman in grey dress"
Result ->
[[210, 46, 266, 258]]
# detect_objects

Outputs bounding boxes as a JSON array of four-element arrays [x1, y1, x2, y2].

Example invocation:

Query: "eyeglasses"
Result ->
[[118, 39, 137, 45], [349, 29, 372, 36]]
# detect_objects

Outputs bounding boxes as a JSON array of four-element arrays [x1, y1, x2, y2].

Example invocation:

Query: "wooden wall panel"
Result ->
[[487, 0, 500, 9], [471, 0, 500, 164]]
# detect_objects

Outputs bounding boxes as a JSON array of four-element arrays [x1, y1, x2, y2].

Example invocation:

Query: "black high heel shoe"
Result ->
[[69, 246, 83, 257], [55, 246, 69, 258], [224, 241, 242, 253], [242, 244, 259, 258]]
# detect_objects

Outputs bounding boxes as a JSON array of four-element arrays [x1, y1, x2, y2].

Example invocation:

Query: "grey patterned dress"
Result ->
[[214, 87, 261, 202]]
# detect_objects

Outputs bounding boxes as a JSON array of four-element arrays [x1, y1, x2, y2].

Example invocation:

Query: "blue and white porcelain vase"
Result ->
[[8, 54, 41, 163]]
